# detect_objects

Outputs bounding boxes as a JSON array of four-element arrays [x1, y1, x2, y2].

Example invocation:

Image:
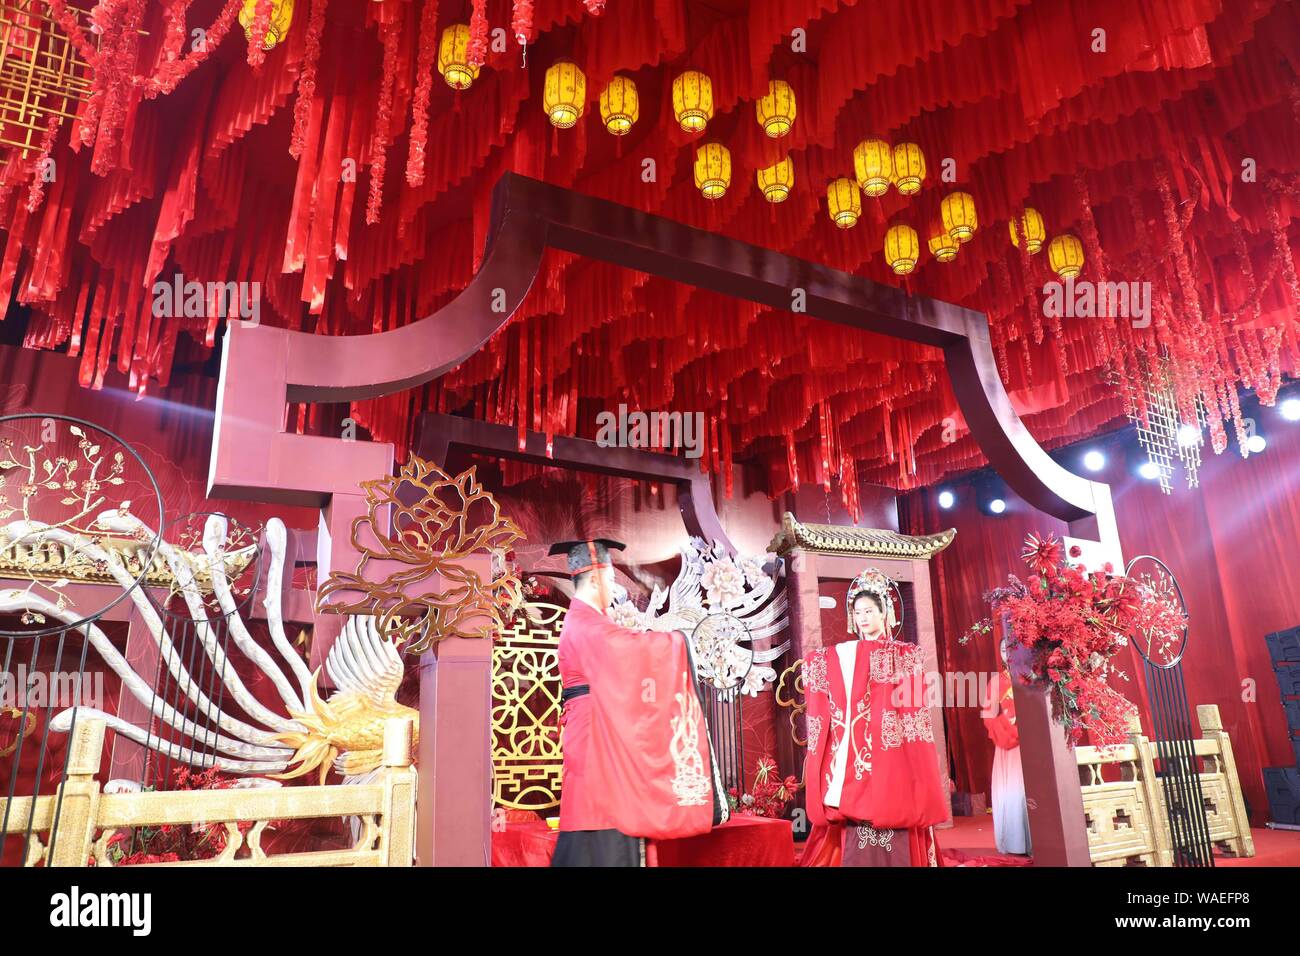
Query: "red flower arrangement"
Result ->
[[963, 534, 1185, 747], [726, 756, 801, 818], [97, 766, 267, 866]]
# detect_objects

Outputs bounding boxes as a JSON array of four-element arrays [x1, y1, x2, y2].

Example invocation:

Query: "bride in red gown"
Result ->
[[801, 569, 948, 866]]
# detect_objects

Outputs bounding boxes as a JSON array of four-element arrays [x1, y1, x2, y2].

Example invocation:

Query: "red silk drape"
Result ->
[[900, 421, 1300, 825]]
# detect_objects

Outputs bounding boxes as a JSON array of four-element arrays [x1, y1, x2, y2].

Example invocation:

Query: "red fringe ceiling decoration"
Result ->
[[0, 0, 1298, 503]]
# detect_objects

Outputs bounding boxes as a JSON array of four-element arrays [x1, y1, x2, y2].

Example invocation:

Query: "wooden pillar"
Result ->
[[48, 718, 104, 867], [416, 633, 494, 866], [1007, 626, 1091, 866]]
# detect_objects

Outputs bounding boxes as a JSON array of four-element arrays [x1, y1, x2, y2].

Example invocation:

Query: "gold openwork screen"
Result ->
[[491, 602, 566, 811], [0, 0, 91, 158]]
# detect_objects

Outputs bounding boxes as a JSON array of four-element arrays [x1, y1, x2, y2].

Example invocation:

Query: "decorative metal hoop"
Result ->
[[0, 413, 164, 640], [1123, 554, 1189, 669], [141, 511, 266, 624], [690, 611, 754, 691]]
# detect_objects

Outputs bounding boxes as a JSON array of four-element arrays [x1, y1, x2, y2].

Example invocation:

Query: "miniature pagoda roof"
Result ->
[[768, 513, 956, 559]]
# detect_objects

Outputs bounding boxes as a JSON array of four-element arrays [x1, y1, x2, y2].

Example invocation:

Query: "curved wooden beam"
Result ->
[[414, 413, 736, 553], [209, 172, 1121, 591]]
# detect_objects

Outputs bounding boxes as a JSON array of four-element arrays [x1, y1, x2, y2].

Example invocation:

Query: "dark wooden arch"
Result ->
[[209, 172, 1119, 573]]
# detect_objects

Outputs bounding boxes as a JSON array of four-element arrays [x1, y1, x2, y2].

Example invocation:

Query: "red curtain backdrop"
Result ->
[[901, 418, 1300, 825]]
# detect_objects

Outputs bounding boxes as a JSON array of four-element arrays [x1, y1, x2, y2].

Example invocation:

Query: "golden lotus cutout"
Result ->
[[316, 457, 524, 654]]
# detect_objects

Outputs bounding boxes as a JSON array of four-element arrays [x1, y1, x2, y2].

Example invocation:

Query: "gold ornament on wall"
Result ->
[[437, 24, 480, 90], [315, 456, 524, 654], [1010, 207, 1046, 253], [543, 60, 586, 128], [884, 223, 919, 274], [599, 75, 638, 135], [827, 177, 861, 228], [890, 142, 925, 195], [853, 139, 893, 197], [1048, 233, 1085, 279], [756, 157, 794, 203], [941, 191, 978, 243], [672, 69, 713, 132], [0, 0, 94, 158], [755, 79, 796, 138], [240, 0, 294, 51], [694, 142, 731, 199]]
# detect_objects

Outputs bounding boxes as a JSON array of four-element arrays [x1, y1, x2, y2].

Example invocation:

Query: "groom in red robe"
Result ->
[[550, 539, 726, 867]]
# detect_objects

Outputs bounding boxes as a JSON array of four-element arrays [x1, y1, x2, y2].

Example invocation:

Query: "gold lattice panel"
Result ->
[[491, 602, 566, 811], [0, 0, 91, 158]]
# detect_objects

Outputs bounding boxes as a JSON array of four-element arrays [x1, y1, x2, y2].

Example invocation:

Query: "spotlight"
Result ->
[[1247, 434, 1267, 454], [937, 489, 956, 509], [1176, 424, 1201, 448], [1281, 397, 1300, 422], [988, 498, 1007, 515], [1138, 461, 1161, 481], [1082, 450, 1105, 472]]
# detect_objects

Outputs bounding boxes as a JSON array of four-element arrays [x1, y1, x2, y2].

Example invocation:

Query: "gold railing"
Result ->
[[4, 717, 417, 867], [1076, 704, 1254, 866]]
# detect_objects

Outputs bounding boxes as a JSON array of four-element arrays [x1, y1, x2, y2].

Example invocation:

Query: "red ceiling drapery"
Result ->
[[0, 0, 1297, 505]]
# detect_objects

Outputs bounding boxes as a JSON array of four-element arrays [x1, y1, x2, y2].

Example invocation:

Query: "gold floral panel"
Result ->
[[492, 602, 566, 811]]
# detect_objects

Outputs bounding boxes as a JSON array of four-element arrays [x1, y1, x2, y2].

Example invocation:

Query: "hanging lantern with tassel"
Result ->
[[827, 178, 861, 228], [599, 76, 638, 135], [853, 139, 893, 197], [673, 70, 714, 132], [756, 158, 794, 203], [890, 142, 925, 195], [884, 224, 920, 274], [1048, 234, 1086, 279], [543, 60, 587, 128], [694, 143, 731, 199], [241, 0, 295, 51], [941, 191, 978, 243], [437, 24, 479, 90], [1009, 207, 1046, 253], [927, 222, 959, 263], [755, 80, 796, 138]]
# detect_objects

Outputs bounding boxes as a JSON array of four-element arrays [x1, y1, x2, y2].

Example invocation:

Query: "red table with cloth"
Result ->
[[492, 815, 795, 867]]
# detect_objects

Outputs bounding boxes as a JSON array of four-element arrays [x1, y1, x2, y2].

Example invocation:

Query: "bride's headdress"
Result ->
[[846, 567, 899, 637]]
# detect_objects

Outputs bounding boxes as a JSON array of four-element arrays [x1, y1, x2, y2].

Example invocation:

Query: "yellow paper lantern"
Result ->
[[437, 24, 479, 91], [240, 0, 294, 50], [927, 224, 959, 263], [826, 177, 861, 229], [756, 158, 794, 203], [941, 191, 978, 243], [890, 142, 925, 195], [755, 80, 796, 138], [599, 76, 639, 135], [673, 70, 714, 133], [885, 224, 920, 275], [543, 61, 587, 129], [694, 143, 731, 199], [853, 139, 893, 197], [1009, 207, 1046, 253], [1048, 234, 1086, 279]]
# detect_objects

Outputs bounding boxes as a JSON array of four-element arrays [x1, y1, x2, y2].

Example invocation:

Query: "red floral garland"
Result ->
[[25, 112, 61, 213], [511, 0, 535, 46], [245, 0, 274, 68], [468, 0, 489, 67], [583, 0, 607, 14], [290, 0, 330, 158], [366, 19, 401, 225], [405, 0, 440, 185]]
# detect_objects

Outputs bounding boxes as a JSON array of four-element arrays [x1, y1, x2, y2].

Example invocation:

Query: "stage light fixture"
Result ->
[[1176, 424, 1201, 448], [988, 498, 1007, 515], [1083, 450, 1105, 472], [1138, 461, 1161, 481], [1280, 397, 1300, 422], [938, 489, 955, 509], [1247, 434, 1267, 454]]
